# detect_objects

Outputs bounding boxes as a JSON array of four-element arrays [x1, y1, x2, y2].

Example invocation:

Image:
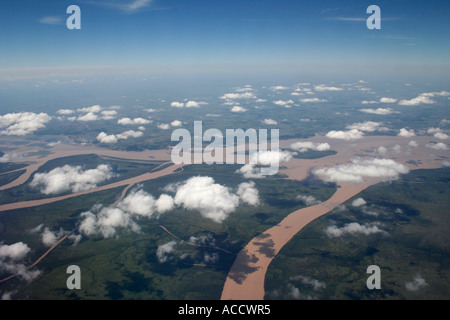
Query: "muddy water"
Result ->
[[221, 135, 448, 300]]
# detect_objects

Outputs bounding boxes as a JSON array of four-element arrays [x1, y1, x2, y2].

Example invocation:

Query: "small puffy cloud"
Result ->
[[30, 164, 114, 195], [433, 132, 449, 140], [118, 117, 151, 125], [398, 128, 416, 137], [426, 142, 448, 150], [325, 222, 387, 238], [77, 112, 98, 122], [398, 91, 449, 106], [290, 141, 330, 152], [0, 112, 51, 136], [273, 100, 294, 107], [100, 110, 118, 120], [262, 118, 278, 125], [347, 121, 384, 132], [171, 101, 185, 108], [408, 140, 418, 147], [40, 227, 70, 247], [57, 109, 75, 115], [362, 100, 379, 105], [116, 130, 143, 139], [360, 108, 395, 115], [97, 132, 118, 144], [250, 150, 293, 166], [170, 120, 182, 127], [313, 158, 410, 183], [300, 98, 327, 103], [236, 164, 264, 179], [157, 123, 170, 130], [0, 152, 21, 163], [172, 176, 240, 223], [170, 176, 260, 223], [156, 241, 177, 263], [220, 92, 256, 100], [405, 274, 428, 292], [0, 241, 40, 282], [314, 84, 343, 92], [296, 194, 321, 206], [186, 101, 207, 108], [231, 106, 247, 113], [326, 129, 364, 141], [379, 97, 397, 103], [0, 242, 30, 261], [237, 181, 260, 206], [351, 198, 367, 207], [270, 85, 290, 91], [77, 105, 102, 113]]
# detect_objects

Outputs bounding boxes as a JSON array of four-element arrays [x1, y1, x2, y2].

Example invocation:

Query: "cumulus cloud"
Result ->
[[78, 187, 174, 239], [236, 150, 292, 179], [398, 91, 450, 106], [270, 85, 290, 91], [296, 195, 321, 206], [156, 241, 177, 263], [290, 141, 330, 153], [273, 100, 294, 107], [118, 117, 151, 125], [360, 108, 395, 115], [0, 242, 40, 282], [0, 152, 21, 163], [426, 142, 448, 150], [300, 98, 327, 103], [351, 198, 367, 207], [157, 123, 170, 130], [230, 106, 247, 113], [324, 222, 387, 238], [405, 274, 428, 292], [171, 101, 185, 108], [237, 181, 260, 206], [57, 109, 75, 115], [170, 120, 182, 127], [97, 130, 143, 143], [220, 92, 256, 100], [398, 128, 416, 137], [313, 158, 410, 183], [171, 176, 239, 223], [325, 129, 364, 141], [30, 164, 114, 195], [347, 121, 385, 132], [314, 84, 343, 91], [0, 112, 51, 136], [262, 119, 278, 125], [379, 97, 397, 103], [361, 100, 378, 105]]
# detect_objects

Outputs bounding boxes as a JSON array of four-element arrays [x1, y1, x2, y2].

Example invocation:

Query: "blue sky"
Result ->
[[0, 0, 449, 76]]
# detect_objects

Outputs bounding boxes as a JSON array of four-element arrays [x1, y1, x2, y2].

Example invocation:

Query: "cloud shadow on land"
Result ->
[[227, 248, 259, 285]]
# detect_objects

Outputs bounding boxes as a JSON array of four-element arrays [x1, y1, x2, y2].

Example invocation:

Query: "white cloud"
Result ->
[[380, 97, 398, 103], [97, 132, 118, 144], [426, 142, 448, 150], [398, 128, 416, 137], [57, 109, 75, 115], [346, 121, 385, 132], [290, 141, 331, 152], [270, 85, 290, 91], [170, 176, 260, 223], [313, 158, 410, 183], [170, 120, 182, 127], [41, 227, 70, 247], [296, 195, 321, 206], [405, 274, 428, 292], [156, 241, 177, 263], [300, 98, 327, 103], [77, 105, 102, 113], [325, 129, 364, 141], [231, 106, 247, 113], [262, 119, 278, 125], [0, 242, 30, 261], [314, 84, 343, 92], [0, 242, 40, 282], [0, 152, 21, 163], [77, 112, 98, 122], [360, 108, 395, 115], [250, 150, 293, 166], [186, 101, 207, 108], [398, 91, 450, 106], [361, 100, 378, 105], [273, 100, 294, 107], [0, 112, 51, 136], [325, 222, 387, 238], [118, 117, 151, 125], [433, 132, 449, 140], [220, 92, 256, 100], [30, 164, 114, 195], [351, 198, 367, 207], [116, 130, 144, 139], [237, 181, 260, 206], [408, 140, 418, 147], [171, 101, 185, 108], [157, 123, 170, 130], [100, 110, 118, 120], [236, 164, 264, 179]]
